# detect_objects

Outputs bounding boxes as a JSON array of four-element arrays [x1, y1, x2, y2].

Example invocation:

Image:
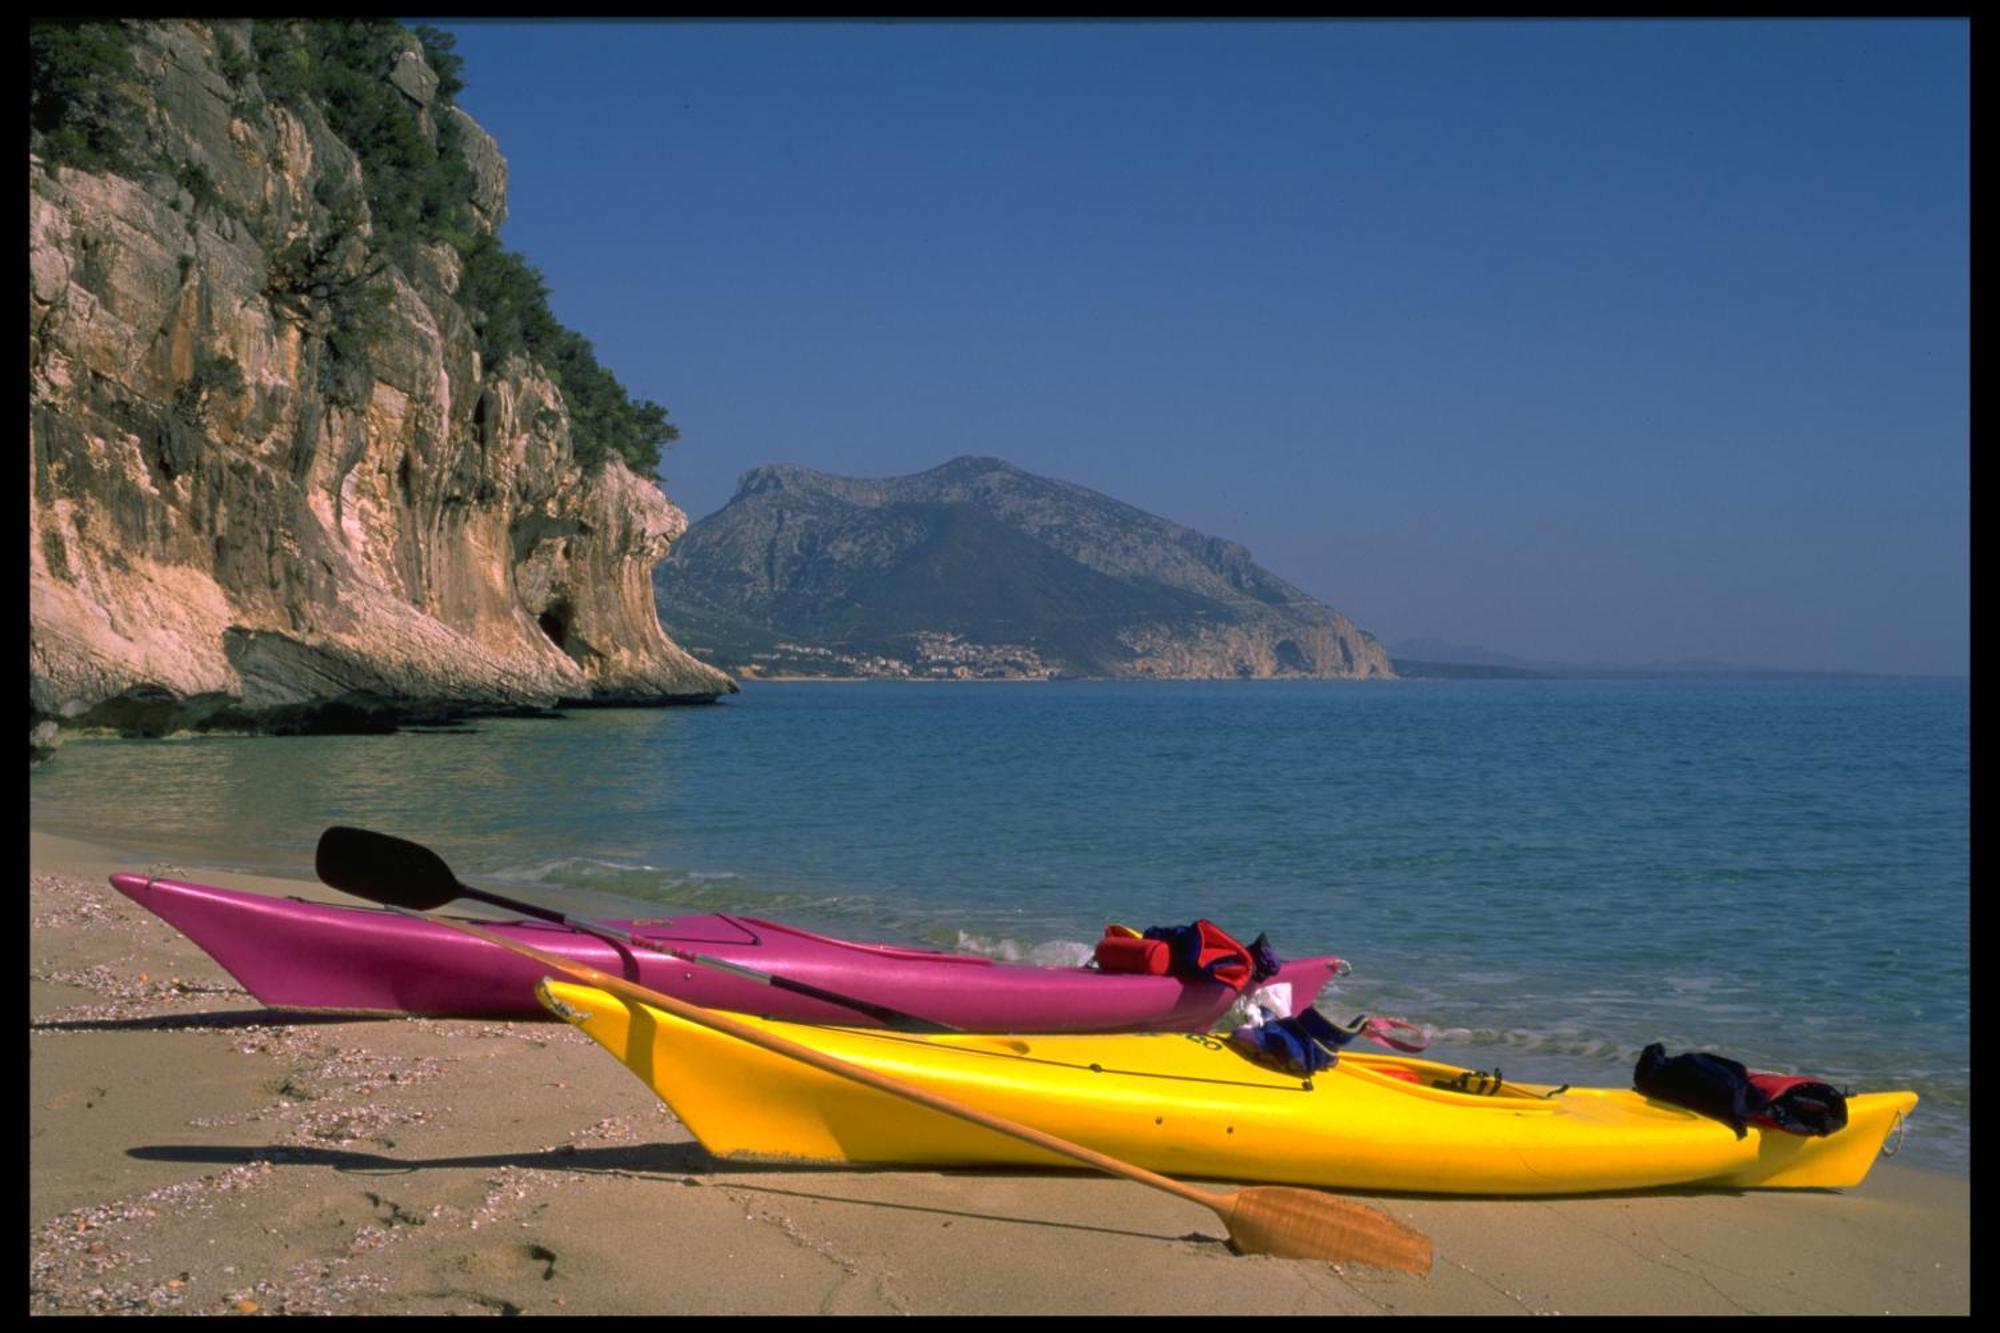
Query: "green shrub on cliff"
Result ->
[[451, 234, 678, 471], [33, 18, 678, 474], [175, 353, 247, 424], [547, 332, 679, 473], [215, 30, 254, 85], [411, 24, 465, 100], [246, 19, 676, 472], [453, 232, 562, 359], [29, 21, 141, 173], [250, 21, 477, 266]]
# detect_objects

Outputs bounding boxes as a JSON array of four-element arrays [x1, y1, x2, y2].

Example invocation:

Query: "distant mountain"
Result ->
[[654, 457, 1395, 681]]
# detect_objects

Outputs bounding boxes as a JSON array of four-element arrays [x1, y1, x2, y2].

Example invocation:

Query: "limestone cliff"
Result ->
[[29, 20, 735, 758], [655, 456, 1395, 681]]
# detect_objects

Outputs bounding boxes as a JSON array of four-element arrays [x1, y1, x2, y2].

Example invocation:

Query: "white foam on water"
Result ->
[[950, 931, 1095, 968], [484, 855, 648, 884], [1432, 1026, 1629, 1062]]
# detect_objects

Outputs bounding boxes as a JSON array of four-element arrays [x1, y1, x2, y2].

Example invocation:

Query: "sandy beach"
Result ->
[[28, 829, 1970, 1316]]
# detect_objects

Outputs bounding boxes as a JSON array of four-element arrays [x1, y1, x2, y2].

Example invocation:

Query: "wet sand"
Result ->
[[28, 830, 1970, 1315]]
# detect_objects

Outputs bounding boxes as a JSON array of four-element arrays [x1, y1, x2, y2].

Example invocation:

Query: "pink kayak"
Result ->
[[108, 874, 1345, 1032]]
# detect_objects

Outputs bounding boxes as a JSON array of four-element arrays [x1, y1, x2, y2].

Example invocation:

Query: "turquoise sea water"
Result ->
[[30, 676, 1968, 1174]]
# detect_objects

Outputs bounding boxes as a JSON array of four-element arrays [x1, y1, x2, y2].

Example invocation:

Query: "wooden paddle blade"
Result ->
[[315, 826, 461, 909], [1223, 1186, 1433, 1275]]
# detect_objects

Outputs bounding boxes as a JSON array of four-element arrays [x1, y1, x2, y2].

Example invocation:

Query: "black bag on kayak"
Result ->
[[1633, 1043, 1766, 1138], [1633, 1043, 1850, 1139]]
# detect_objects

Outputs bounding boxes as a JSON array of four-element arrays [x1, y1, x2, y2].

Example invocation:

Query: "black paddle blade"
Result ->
[[316, 826, 463, 909]]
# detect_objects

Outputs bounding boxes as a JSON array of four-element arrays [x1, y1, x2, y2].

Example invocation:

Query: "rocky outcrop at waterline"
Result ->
[[29, 20, 735, 759]]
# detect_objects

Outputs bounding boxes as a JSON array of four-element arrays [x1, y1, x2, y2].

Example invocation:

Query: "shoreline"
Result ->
[[738, 673, 1057, 684], [29, 830, 1970, 1315]]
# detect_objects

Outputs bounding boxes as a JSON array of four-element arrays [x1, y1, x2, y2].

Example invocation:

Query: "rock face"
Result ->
[[654, 456, 1395, 681], [29, 21, 734, 758]]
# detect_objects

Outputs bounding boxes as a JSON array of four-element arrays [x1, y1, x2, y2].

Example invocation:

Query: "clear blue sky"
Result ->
[[432, 19, 1967, 675]]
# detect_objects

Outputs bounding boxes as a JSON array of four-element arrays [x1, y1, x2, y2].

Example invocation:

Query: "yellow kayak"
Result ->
[[537, 979, 1917, 1196]]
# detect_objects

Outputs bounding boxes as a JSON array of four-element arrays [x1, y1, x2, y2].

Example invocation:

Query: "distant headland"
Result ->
[[653, 456, 1393, 682]]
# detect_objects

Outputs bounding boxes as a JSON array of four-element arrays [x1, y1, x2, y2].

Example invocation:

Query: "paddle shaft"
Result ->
[[399, 907, 1231, 1214]]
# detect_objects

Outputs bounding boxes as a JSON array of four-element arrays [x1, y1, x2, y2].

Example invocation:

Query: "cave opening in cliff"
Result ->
[[538, 602, 573, 652]]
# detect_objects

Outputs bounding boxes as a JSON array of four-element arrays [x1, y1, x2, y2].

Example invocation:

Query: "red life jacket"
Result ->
[[1092, 928, 1172, 976], [1746, 1071, 1850, 1136], [1093, 919, 1258, 991]]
